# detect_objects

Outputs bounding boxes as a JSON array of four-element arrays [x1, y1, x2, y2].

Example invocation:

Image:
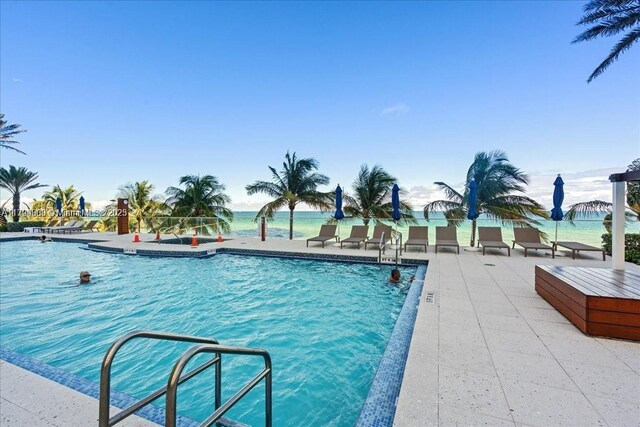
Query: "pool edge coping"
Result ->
[[355, 264, 427, 426]]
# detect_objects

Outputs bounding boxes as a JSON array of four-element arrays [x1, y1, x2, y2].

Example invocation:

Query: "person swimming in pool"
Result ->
[[79, 271, 91, 284], [40, 235, 52, 243], [388, 269, 415, 286]]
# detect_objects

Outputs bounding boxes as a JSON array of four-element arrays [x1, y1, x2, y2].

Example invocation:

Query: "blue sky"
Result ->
[[1, 1, 639, 210]]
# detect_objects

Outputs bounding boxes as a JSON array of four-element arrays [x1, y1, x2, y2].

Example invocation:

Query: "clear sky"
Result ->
[[1, 1, 639, 211]]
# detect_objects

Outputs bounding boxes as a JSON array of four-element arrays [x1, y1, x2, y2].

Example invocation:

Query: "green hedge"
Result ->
[[601, 233, 640, 265], [1, 221, 46, 233]]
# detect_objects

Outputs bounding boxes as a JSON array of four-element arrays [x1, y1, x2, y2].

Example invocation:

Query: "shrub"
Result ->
[[2, 221, 46, 233], [601, 233, 640, 265]]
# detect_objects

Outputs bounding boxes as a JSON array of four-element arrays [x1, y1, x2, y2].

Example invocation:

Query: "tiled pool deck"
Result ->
[[1, 231, 639, 426]]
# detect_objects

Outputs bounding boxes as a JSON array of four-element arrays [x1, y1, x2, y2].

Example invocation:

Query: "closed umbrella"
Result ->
[[334, 185, 344, 220], [55, 197, 62, 218], [391, 184, 401, 221], [551, 174, 564, 243], [334, 185, 344, 242], [391, 184, 402, 258], [467, 179, 479, 247], [79, 196, 85, 217]]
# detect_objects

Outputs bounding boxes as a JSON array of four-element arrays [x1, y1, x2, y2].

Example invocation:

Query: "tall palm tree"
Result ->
[[246, 151, 332, 240], [565, 158, 640, 230], [166, 175, 233, 234], [343, 164, 416, 226], [0, 166, 47, 222], [424, 150, 548, 247], [573, 0, 640, 82], [118, 181, 166, 233], [0, 114, 26, 154], [43, 185, 83, 213]]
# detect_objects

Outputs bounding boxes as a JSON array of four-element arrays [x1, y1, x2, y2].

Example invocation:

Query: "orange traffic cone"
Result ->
[[155, 231, 160, 240], [133, 233, 140, 243], [191, 233, 198, 247], [217, 231, 223, 243]]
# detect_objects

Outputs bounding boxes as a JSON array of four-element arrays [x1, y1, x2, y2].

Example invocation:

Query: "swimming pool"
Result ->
[[0, 241, 416, 426]]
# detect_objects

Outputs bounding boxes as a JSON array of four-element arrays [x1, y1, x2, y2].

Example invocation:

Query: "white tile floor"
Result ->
[[395, 248, 640, 427]]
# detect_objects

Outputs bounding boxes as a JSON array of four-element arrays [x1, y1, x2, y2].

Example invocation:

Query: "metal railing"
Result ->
[[166, 344, 272, 427], [377, 231, 403, 265], [99, 330, 272, 427]]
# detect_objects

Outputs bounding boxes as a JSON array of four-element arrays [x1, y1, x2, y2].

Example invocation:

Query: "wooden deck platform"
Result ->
[[535, 266, 640, 341]]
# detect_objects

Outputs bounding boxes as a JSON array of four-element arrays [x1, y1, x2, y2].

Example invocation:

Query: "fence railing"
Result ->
[[16, 212, 639, 247]]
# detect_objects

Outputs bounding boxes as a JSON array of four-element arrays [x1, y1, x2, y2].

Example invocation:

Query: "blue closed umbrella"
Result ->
[[551, 174, 564, 242], [391, 184, 401, 221], [79, 196, 86, 217], [467, 179, 479, 220], [334, 185, 344, 243], [467, 179, 480, 247], [334, 185, 344, 220], [55, 197, 62, 217]]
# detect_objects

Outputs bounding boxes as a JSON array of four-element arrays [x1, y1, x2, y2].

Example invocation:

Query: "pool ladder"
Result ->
[[378, 231, 402, 266], [98, 330, 272, 427]]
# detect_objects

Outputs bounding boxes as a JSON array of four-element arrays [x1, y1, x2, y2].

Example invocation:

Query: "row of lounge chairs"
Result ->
[[306, 224, 605, 259], [33, 219, 100, 234], [306, 224, 396, 250]]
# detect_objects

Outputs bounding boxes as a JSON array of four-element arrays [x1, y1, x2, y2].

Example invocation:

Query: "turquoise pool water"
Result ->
[[0, 241, 414, 426]]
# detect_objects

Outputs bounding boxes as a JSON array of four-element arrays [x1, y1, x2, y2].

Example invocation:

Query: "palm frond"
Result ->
[[423, 200, 462, 220], [586, 27, 640, 82], [433, 182, 463, 203], [565, 200, 612, 223]]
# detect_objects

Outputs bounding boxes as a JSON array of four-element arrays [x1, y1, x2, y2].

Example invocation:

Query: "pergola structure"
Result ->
[[609, 169, 640, 270]]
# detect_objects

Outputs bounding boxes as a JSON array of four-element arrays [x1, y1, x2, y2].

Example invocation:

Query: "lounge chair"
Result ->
[[82, 220, 100, 232], [478, 227, 510, 256], [61, 220, 86, 234], [404, 226, 429, 252], [31, 219, 59, 233], [340, 225, 369, 249], [512, 227, 554, 258], [54, 220, 86, 234], [43, 220, 77, 233], [435, 226, 460, 254], [552, 241, 605, 261], [364, 224, 393, 250], [306, 224, 338, 248]]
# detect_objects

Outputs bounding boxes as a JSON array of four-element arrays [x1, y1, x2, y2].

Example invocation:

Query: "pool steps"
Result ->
[[99, 330, 271, 427]]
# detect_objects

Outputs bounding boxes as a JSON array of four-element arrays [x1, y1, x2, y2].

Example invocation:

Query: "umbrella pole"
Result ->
[[555, 222, 558, 244]]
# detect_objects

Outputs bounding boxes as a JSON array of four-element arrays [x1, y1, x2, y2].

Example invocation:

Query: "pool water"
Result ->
[[0, 241, 414, 426]]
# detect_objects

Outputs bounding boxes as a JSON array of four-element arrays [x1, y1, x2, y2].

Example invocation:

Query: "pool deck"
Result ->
[[0, 361, 154, 426], [1, 231, 639, 426]]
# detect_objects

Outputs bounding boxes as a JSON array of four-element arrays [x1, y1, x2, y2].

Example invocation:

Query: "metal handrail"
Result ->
[[166, 343, 272, 427], [99, 330, 220, 427]]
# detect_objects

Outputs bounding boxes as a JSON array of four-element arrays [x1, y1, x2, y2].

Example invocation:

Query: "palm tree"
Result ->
[[43, 185, 83, 213], [565, 158, 640, 230], [424, 150, 549, 247], [343, 164, 416, 227], [0, 114, 26, 154], [0, 166, 47, 222], [166, 175, 233, 234], [117, 181, 166, 233], [573, 0, 640, 82], [246, 151, 332, 240]]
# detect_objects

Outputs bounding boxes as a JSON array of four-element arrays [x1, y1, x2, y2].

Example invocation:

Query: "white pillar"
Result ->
[[611, 181, 625, 270]]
